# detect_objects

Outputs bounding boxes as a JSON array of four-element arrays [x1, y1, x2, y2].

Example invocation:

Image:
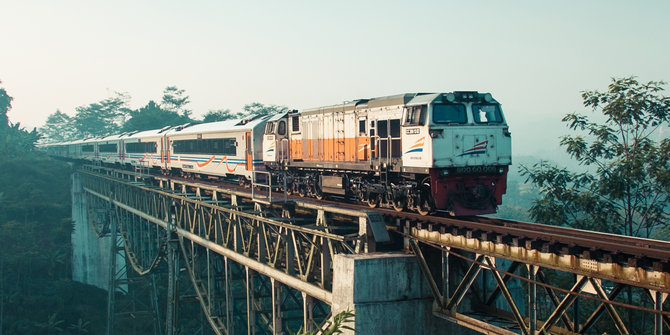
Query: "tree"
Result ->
[[242, 102, 289, 118], [73, 92, 130, 138], [122, 100, 190, 132], [0, 81, 12, 128], [161, 86, 191, 118], [522, 77, 670, 238], [39, 110, 76, 143], [202, 108, 239, 122], [0, 83, 40, 154]]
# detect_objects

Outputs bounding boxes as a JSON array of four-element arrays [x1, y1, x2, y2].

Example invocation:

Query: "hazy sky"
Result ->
[[2, 0, 669, 157]]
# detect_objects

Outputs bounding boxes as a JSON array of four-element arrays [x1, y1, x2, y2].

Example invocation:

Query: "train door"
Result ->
[[375, 118, 402, 167], [356, 116, 368, 161], [276, 118, 288, 161], [246, 132, 252, 170]]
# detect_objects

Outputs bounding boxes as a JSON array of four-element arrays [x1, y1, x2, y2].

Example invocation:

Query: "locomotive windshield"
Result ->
[[472, 104, 503, 123], [432, 104, 466, 124]]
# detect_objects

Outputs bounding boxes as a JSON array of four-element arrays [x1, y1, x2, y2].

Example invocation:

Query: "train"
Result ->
[[43, 92, 512, 216]]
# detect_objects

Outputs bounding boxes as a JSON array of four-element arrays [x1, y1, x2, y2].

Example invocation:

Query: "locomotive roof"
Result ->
[[301, 93, 434, 115]]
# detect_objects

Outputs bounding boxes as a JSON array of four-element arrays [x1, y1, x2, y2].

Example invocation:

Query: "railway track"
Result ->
[[91, 165, 670, 268]]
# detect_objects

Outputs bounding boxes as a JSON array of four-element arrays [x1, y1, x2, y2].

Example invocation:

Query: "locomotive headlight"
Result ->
[[429, 129, 443, 138], [483, 93, 493, 102], [445, 93, 456, 102], [441, 169, 450, 177], [497, 167, 505, 174]]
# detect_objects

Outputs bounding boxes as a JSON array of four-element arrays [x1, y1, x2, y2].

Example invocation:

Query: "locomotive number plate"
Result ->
[[405, 128, 420, 135]]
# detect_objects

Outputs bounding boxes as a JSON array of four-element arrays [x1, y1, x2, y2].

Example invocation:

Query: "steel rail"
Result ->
[[472, 216, 670, 252]]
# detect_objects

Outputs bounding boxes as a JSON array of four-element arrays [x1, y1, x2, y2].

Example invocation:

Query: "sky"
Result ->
[[1, 0, 669, 158]]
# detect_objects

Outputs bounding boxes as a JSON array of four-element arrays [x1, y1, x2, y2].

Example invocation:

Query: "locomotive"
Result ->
[[43, 91, 511, 216]]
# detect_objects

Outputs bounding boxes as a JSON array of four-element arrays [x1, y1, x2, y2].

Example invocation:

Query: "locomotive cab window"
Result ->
[[472, 104, 503, 123], [277, 120, 287, 136], [265, 122, 275, 135], [432, 104, 466, 124], [404, 106, 427, 126]]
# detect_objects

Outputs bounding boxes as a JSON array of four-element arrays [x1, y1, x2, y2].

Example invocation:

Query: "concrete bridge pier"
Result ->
[[332, 253, 455, 334]]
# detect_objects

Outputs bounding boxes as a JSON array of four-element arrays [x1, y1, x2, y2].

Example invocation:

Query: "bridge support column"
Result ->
[[271, 278, 283, 335], [332, 253, 436, 334], [302, 293, 314, 333], [246, 267, 256, 335]]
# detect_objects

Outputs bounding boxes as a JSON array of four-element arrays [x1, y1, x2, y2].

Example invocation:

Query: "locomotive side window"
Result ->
[[378, 120, 388, 138], [359, 119, 366, 135], [291, 116, 300, 132], [174, 138, 236, 155], [432, 104, 466, 124], [405, 106, 427, 126], [277, 120, 287, 136], [82, 145, 94, 152], [390, 119, 400, 137], [472, 104, 503, 123]]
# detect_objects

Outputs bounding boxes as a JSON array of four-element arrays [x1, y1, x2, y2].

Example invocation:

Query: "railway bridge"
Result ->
[[72, 165, 670, 335]]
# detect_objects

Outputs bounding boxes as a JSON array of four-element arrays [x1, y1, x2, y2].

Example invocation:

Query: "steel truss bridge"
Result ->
[[76, 165, 670, 335]]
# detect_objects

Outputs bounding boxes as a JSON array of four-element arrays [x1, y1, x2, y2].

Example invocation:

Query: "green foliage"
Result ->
[[522, 77, 670, 237], [243, 102, 290, 117], [123, 100, 191, 132], [0, 83, 40, 154], [39, 110, 76, 143], [73, 92, 131, 138], [0, 83, 107, 335], [292, 309, 356, 335], [68, 318, 90, 334], [201, 103, 290, 123], [161, 85, 191, 118], [0, 83, 13, 128], [35, 313, 65, 333], [202, 108, 239, 122], [0, 123, 40, 155]]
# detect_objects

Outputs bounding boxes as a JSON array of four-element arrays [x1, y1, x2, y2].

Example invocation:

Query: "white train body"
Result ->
[[43, 91, 511, 216]]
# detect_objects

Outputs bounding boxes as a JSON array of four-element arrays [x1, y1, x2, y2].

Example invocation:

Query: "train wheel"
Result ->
[[416, 177, 433, 215], [313, 183, 324, 200], [392, 196, 407, 212], [366, 194, 381, 208], [416, 199, 431, 216]]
